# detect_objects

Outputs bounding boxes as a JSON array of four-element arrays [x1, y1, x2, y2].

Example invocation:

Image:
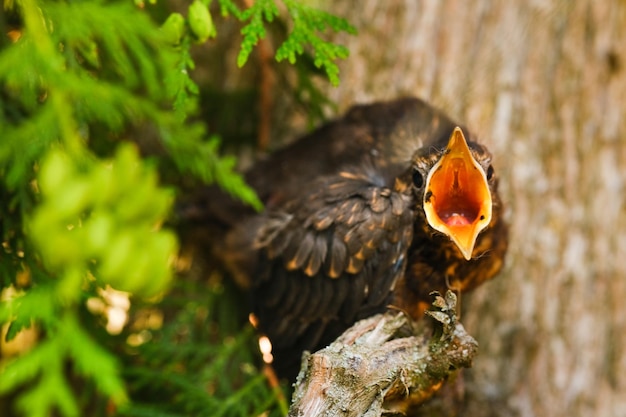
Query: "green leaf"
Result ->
[[160, 129, 263, 210], [4, 318, 31, 343], [30, 145, 178, 298], [217, 0, 244, 19], [16, 366, 79, 417], [64, 316, 127, 404], [276, 1, 356, 86], [44, 2, 171, 98], [237, 0, 279, 67], [0, 337, 59, 394], [0, 286, 57, 329]]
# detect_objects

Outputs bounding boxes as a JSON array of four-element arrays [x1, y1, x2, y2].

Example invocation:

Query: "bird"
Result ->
[[181, 97, 508, 380]]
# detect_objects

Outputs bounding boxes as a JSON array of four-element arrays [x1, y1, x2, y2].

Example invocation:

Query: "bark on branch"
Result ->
[[289, 292, 478, 417]]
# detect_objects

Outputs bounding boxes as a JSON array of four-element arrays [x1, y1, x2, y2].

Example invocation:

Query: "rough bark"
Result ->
[[305, 1, 626, 416], [289, 292, 477, 417]]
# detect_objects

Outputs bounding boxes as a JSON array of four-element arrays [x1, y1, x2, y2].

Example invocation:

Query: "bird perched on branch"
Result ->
[[181, 97, 508, 380]]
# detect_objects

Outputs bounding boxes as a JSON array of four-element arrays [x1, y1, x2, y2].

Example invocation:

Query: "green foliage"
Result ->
[[230, 0, 280, 68], [0, 0, 353, 416], [118, 278, 288, 417], [276, 0, 356, 86], [218, 0, 356, 86], [30, 145, 177, 297], [0, 292, 127, 417]]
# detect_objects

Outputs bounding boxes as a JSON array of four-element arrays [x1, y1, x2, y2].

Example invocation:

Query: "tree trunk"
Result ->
[[307, 1, 626, 416]]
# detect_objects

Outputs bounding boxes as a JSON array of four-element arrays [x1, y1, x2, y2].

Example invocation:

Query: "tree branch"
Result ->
[[289, 292, 478, 417]]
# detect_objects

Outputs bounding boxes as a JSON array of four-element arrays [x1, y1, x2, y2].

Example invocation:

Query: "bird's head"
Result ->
[[409, 127, 495, 260]]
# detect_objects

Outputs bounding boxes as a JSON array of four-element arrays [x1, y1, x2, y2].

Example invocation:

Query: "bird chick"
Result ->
[[183, 97, 508, 380]]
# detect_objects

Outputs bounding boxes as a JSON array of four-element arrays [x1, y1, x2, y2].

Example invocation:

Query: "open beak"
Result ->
[[423, 127, 492, 260]]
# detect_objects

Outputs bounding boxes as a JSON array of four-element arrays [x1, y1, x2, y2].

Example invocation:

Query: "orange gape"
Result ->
[[423, 127, 492, 260]]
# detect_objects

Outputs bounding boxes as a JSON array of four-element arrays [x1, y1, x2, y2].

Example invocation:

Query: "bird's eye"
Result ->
[[412, 168, 424, 188], [486, 165, 495, 181]]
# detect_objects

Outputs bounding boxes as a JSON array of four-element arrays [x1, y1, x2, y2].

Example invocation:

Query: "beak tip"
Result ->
[[456, 241, 475, 261]]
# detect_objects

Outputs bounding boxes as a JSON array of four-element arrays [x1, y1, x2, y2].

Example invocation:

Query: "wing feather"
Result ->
[[289, 231, 316, 270], [325, 234, 347, 278], [303, 234, 327, 276], [250, 171, 414, 377]]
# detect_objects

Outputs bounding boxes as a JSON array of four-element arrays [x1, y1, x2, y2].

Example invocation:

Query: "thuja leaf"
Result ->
[[64, 316, 127, 404], [160, 129, 263, 211], [237, 0, 279, 67], [276, 0, 356, 86], [14, 357, 78, 417]]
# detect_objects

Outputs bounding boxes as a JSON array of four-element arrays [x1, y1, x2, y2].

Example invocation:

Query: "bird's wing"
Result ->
[[247, 168, 414, 372]]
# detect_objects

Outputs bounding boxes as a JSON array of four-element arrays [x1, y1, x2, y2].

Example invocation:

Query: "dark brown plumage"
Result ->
[[182, 97, 508, 380]]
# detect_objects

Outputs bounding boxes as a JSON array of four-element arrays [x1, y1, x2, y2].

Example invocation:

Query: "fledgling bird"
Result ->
[[182, 97, 508, 380]]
